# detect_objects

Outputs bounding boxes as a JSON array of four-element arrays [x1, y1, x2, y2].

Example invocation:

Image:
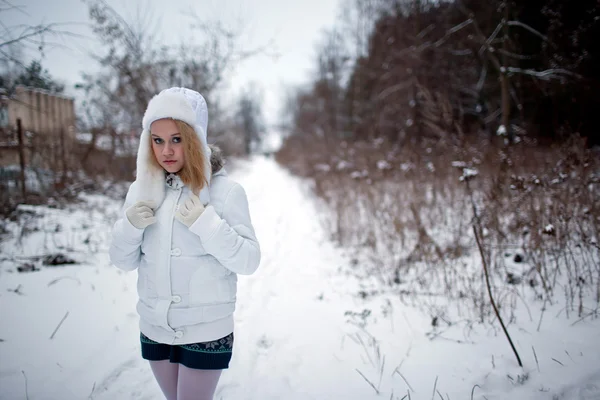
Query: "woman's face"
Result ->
[[150, 118, 185, 173]]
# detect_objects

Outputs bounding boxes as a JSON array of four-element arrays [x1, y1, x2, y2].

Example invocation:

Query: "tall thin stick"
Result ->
[[473, 225, 523, 367], [466, 177, 523, 368]]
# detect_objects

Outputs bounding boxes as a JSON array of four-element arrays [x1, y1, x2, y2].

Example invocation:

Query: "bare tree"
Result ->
[[0, 1, 77, 90], [76, 0, 273, 177], [457, 0, 580, 142], [235, 83, 265, 155], [339, 0, 386, 60]]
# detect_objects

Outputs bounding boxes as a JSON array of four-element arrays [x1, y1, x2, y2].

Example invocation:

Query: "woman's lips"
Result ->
[[164, 160, 177, 165]]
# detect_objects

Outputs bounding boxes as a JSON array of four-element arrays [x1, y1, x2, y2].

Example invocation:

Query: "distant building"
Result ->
[[0, 85, 75, 137], [0, 85, 76, 168]]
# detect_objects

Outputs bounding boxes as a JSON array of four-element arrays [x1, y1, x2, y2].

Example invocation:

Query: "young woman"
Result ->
[[109, 87, 261, 400]]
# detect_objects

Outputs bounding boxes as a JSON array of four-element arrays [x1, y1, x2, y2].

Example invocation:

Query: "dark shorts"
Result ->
[[140, 332, 234, 370]]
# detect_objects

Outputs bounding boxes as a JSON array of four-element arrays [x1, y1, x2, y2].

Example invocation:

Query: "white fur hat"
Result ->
[[132, 87, 212, 207]]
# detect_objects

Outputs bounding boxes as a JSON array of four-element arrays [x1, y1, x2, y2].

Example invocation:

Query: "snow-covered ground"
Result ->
[[1, 156, 599, 400]]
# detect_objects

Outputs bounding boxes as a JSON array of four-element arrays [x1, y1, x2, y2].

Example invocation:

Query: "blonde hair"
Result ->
[[149, 119, 209, 195]]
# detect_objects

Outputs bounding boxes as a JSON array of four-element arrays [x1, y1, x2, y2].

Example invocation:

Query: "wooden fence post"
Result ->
[[17, 118, 27, 201]]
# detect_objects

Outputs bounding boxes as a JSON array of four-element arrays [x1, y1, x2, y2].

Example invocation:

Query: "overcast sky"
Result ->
[[4, 0, 342, 130]]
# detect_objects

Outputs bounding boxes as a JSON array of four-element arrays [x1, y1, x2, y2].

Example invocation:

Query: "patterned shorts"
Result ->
[[140, 332, 234, 370]]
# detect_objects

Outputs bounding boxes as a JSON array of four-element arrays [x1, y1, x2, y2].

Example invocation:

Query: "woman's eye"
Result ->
[[153, 138, 163, 144], [172, 137, 182, 144]]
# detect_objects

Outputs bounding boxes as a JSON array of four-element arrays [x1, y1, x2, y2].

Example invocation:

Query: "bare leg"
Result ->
[[149, 360, 179, 400], [177, 364, 222, 400]]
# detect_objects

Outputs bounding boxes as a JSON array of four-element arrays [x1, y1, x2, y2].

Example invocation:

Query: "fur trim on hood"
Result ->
[[208, 144, 225, 174], [131, 87, 217, 208]]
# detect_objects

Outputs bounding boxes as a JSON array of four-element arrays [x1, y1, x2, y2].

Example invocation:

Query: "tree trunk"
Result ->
[[413, 0, 423, 142], [501, 0, 512, 144]]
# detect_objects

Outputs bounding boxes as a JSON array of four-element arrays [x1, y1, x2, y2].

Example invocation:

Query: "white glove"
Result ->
[[125, 201, 157, 229], [175, 192, 205, 228]]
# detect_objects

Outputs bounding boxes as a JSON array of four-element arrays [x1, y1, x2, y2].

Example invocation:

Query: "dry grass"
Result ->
[[276, 133, 600, 324]]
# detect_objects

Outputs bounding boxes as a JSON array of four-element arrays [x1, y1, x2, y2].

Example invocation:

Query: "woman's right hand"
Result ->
[[125, 201, 157, 229]]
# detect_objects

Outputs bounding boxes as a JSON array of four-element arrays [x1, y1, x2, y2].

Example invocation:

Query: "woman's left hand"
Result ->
[[175, 193, 205, 227]]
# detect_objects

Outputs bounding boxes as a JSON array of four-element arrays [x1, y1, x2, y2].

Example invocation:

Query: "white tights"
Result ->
[[149, 360, 222, 400]]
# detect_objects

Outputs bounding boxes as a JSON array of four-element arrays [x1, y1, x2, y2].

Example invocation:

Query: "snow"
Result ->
[[460, 167, 479, 181], [543, 224, 555, 235], [1, 156, 600, 400], [336, 160, 352, 170], [400, 162, 414, 172], [451, 161, 468, 168], [0, 165, 54, 193], [315, 163, 331, 172], [350, 170, 368, 179], [497, 125, 507, 136], [376, 160, 392, 170]]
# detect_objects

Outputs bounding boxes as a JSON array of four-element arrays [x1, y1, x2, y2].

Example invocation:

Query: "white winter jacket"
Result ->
[[109, 168, 261, 345]]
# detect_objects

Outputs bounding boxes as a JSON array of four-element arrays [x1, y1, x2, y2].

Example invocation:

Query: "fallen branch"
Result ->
[[532, 346, 540, 372], [551, 357, 564, 367], [570, 308, 599, 326], [7, 284, 24, 295], [471, 384, 481, 400], [50, 311, 69, 340], [48, 276, 82, 287], [356, 368, 380, 394]]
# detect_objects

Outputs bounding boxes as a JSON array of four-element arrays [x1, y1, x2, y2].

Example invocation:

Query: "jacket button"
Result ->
[[172, 295, 182, 303], [175, 331, 183, 339], [171, 248, 181, 256]]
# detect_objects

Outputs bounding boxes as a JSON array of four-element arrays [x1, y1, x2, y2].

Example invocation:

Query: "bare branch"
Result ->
[[432, 18, 473, 48], [376, 79, 415, 102], [479, 21, 503, 57], [476, 62, 488, 92], [0, 47, 26, 67], [507, 20, 551, 45], [506, 67, 581, 80], [0, 0, 28, 16], [0, 24, 52, 48], [496, 48, 536, 60], [417, 23, 436, 39], [447, 48, 472, 56]]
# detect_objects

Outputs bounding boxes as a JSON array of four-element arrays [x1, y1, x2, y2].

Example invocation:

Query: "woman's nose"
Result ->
[[163, 143, 174, 155]]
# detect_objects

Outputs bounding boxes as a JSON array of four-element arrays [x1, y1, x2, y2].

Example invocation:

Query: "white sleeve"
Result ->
[[189, 183, 261, 275]]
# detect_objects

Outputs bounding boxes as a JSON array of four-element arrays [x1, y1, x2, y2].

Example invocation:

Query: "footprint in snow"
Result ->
[[257, 335, 273, 351]]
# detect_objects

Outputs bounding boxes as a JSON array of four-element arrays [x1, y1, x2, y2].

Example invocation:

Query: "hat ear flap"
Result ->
[[194, 125, 212, 180], [133, 129, 166, 205], [136, 129, 151, 178]]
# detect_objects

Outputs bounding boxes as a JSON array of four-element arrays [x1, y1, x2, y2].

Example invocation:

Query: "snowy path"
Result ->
[[212, 157, 369, 399]]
